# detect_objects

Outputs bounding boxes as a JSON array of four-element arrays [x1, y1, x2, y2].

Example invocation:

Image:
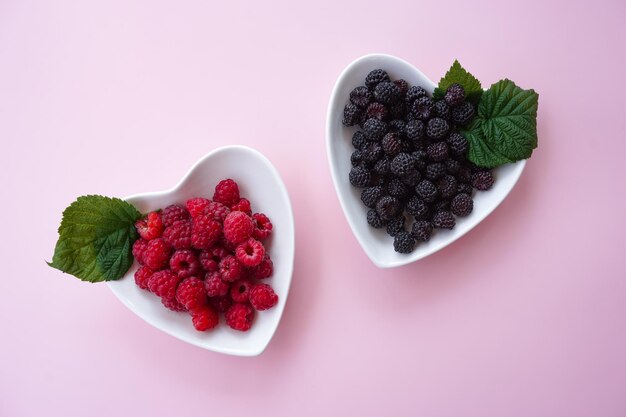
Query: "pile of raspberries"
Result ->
[[132, 179, 278, 332], [343, 69, 495, 254]]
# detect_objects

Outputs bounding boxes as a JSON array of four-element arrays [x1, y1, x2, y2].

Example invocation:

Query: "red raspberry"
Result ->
[[249, 283, 278, 311], [143, 238, 171, 270], [235, 238, 265, 268], [223, 211, 254, 244], [230, 279, 253, 303], [213, 179, 240, 207], [252, 213, 273, 240], [249, 255, 273, 279], [163, 220, 192, 249], [205, 271, 229, 297], [225, 303, 254, 332], [134, 211, 164, 240], [231, 198, 252, 215], [162, 204, 189, 227], [209, 296, 232, 313], [169, 249, 200, 278], [132, 238, 148, 265], [190, 305, 219, 331], [198, 246, 229, 272], [191, 215, 222, 250], [148, 270, 181, 300], [162, 297, 186, 312], [186, 197, 211, 218], [206, 201, 231, 222], [175, 277, 207, 310], [219, 255, 244, 282], [134, 266, 154, 290]]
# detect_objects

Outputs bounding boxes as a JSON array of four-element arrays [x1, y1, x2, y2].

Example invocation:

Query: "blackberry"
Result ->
[[432, 211, 455, 229], [363, 118, 388, 141], [426, 117, 450, 140], [411, 96, 433, 120], [415, 180, 438, 203], [406, 196, 428, 219], [388, 178, 410, 200], [382, 132, 403, 156], [393, 231, 416, 254], [432, 100, 450, 120], [444, 83, 465, 107], [457, 164, 473, 183], [426, 141, 449, 162], [349, 86, 372, 108], [351, 150, 363, 166], [471, 170, 495, 191], [373, 158, 391, 176], [405, 85, 427, 103], [451, 101, 475, 126], [393, 79, 409, 96], [447, 132, 469, 155], [457, 183, 473, 195], [412, 149, 427, 170], [352, 131, 367, 150], [349, 166, 371, 188], [389, 119, 406, 133], [376, 196, 401, 221], [362, 142, 383, 164], [445, 158, 461, 174], [401, 169, 421, 187], [342, 103, 362, 126], [386, 216, 406, 237], [389, 102, 407, 120], [369, 173, 387, 186], [405, 119, 425, 140], [365, 69, 390, 89], [367, 209, 384, 228], [451, 193, 473, 217], [361, 186, 384, 208], [374, 81, 401, 104], [365, 102, 388, 121], [425, 162, 446, 180], [411, 220, 433, 242], [437, 175, 458, 198], [432, 199, 450, 213], [390, 153, 414, 177]]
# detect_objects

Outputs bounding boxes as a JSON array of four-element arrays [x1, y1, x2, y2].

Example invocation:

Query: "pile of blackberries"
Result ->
[[343, 69, 495, 254]]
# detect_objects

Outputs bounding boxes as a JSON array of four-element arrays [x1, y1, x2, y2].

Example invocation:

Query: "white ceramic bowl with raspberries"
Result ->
[[326, 54, 526, 268], [108, 145, 295, 356]]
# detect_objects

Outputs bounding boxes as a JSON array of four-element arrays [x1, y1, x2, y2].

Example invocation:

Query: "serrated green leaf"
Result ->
[[433, 60, 483, 105], [48, 195, 141, 282]]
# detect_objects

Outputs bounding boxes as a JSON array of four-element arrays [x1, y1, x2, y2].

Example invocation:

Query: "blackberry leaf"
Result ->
[[433, 60, 483, 106]]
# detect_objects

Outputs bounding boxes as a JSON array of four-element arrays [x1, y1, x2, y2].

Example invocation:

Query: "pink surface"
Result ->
[[1, 0, 625, 416]]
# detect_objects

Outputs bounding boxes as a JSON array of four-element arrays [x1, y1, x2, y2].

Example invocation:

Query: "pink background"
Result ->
[[2, 0, 625, 416]]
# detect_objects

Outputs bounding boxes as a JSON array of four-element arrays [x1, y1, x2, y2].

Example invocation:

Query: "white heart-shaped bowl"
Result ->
[[108, 145, 295, 356], [326, 54, 526, 268]]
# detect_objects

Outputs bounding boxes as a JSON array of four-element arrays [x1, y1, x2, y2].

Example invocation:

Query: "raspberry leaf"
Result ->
[[433, 60, 482, 105], [462, 79, 539, 168], [48, 195, 141, 282]]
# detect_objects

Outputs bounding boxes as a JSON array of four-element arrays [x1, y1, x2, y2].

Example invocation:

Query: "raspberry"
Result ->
[[223, 211, 254, 244], [373, 81, 400, 104], [451, 193, 473, 217], [448, 132, 469, 155], [148, 270, 181, 300], [361, 186, 384, 208], [352, 131, 367, 150], [367, 209, 384, 228], [249, 255, 273, 279], [388, 178, 409, 200], [350, 86, 372, 108], [385, 216, 405, 237], [205, 201, 231, 222], [406, 196, 429, 219], [393, 79, 409, 96], [342, 102, 362, 126], [209, 296, 232, 313], [204, 271, 229, 297], [176, 277, 207, 310], [437, 175, 458, 199], [230, 279, 253, 303], [425, 162, 446, 180], [416, 180, 438, 203], [213, 179, 240, 207], [219, 255, 244, 282], [363, 118, 388, 141], [457, 183, 473, 195], [432, 100, 450, 120], [444, 83, 465, 107], [249, 284, 278, 311], [472, 171, 495, 191], [390, 153, 414, 177], [163, 220, 192, 249], [405, 120, 425, 140], [376, 195, 401, 221], [401, 170, 421, 187], [411, 220, 433, 242], [426, 118, 450, 139], [135, 211, 164, 240], [365, 102, 388, 121], [426, 141, 449, 162], [451, 102, 475, 125], [362, 142, 383, 164], [432, 211, 455, 229], [411, 97, 433, 120], [235, 238, 265, 268], [349, 166, 371, 188], [169, 249, 200, 278], [382, 132, 403, 156], [161, 297, 186, 312], [191, 215, 222, 249], [186, 197, 211, 218], [373, 158, 391, 176], [225, 303, 254, 332], [230, 198, 252, 215], [190, 305, 219, 331], [132, 238, 148, 265], [161, 204, 189, 227], [252, 213, 273, 240], [365, 69, 390, 89], [198, 246, 228, 272], [143, 238, 171, 270], [393, 231, 416, 254], [405, 85, 427, 103], [134, 266, 154, 290]]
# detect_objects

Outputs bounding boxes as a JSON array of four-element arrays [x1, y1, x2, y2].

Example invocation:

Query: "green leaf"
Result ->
[[48, 195, 141, 282], [433, 60, 483, 105], [461, 79, 539, 168]]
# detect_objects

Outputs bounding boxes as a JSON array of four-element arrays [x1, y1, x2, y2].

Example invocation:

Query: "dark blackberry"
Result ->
[[351, 150, 363, 166], [349, 166, 371, 188], [471, 170, 495, 191], [426, 141, 449, 162], [457, 183, 473, 195], [367, 209, 384, 228], [405, 120, 425, 140], [415, 180, 438, 203], [362, 142, 383, 164], [432, 211, 455, 229], [406, 196, 428, 219], [342, 103, 362, 126], [411, 97, 433, 120], [425, 162, 446, 180], [451, 101, 475, 126], [426, 117, 450, 139], [447, 132, 469, 155], [389, 119, 406, 133], [352, 131, 367, 150], [412, 149, 427, 170], [388, 178, 410, 200], [411, 220, 433, 242], [369, 173, 387, 186], [401, 169, 421, 187], [349, 86, 372, 108], [365, 69, 390, 89], [390, 153, 414, 177], [432, 199, 450, 213], [382, 132, 403, 156], [361, 186, 384, 208], [432, 100, 450, 120], [374, 81, 401, 105], [365, 102, 388, 121], [389, 102, 407, 120], [445, 158, 461, 174], [393, 231, 416, 254], [451, 193, 473, 217], [437, 175, 458, 199], [376, 196, 401, 221], [386, 216, 406, 237], [456, 164, 473, 183], [405, 85, 427, 103], [373, 158, 391, 176], [444, 83, 465, 107], [363, 118, 388, 141], [393, 79, 409, 97]]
